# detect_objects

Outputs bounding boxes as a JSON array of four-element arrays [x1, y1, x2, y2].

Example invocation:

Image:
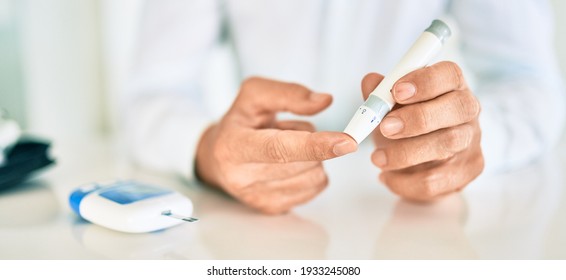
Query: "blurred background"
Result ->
[[1, 0, 566, 145]]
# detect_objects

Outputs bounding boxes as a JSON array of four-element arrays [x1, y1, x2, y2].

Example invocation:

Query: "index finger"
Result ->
[[392, 61, 467, 104], [234, 77, 333, 117], [233, 129, 358, 163]]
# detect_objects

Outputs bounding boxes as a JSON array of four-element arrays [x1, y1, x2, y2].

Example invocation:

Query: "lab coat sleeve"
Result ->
[[450, 0, 566, 173], [125, 0, 221, 177]]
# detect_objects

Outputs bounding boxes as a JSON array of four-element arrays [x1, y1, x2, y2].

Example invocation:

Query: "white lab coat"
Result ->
[[126, 0, 565, 177]]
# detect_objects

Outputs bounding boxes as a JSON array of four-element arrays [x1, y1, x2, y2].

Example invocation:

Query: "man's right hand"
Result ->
[[195, 77, 358, 214]]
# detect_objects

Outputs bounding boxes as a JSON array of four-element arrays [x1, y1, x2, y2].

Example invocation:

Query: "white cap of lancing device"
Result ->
[[343, 19, 451, 144]]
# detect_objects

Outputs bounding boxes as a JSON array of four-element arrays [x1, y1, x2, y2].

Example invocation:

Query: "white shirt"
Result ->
[[126, 0, 565, 177]]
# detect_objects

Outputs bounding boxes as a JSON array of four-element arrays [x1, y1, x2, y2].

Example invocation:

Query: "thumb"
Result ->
[[232, 77, 333, 118], [361, 72, 385, 101]]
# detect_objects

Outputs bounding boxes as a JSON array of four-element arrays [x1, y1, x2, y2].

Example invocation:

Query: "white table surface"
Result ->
[[1, 136, 565, 259]]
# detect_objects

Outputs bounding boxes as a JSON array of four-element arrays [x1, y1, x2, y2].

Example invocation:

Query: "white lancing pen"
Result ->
[[343, 19, 452, 144]]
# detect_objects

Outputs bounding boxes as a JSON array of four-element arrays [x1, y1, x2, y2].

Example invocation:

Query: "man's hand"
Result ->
[[363, 61, 484, 201], [196, 77, 357, 214]]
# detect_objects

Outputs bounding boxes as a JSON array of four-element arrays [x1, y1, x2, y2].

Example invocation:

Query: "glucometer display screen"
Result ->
[[98, 183, 172, 204]]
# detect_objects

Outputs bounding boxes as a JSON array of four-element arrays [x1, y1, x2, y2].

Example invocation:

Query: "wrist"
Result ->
[[194, 124, 221, 188]]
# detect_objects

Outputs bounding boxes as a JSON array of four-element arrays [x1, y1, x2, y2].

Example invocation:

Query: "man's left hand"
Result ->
[[362, 61, 484, 201]]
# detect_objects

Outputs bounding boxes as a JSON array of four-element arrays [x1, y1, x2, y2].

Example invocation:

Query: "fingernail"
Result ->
[[333, 140, 358, 156], [394, 82, 416, 101], [373, 150, 387, 167], [310, 93, 329, 102], [380, 117, 404, 136]]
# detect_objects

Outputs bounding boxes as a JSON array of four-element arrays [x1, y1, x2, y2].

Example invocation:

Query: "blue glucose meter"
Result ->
[[69, 181, 197, 233]]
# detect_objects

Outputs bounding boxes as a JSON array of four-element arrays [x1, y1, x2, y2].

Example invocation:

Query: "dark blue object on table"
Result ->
[[0, 138, 55, 191]]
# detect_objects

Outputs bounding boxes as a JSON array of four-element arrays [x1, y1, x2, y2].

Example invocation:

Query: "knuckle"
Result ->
[[397, 147, 411, 167], [379, 147, 408, 169], [305, 167, 329, 192], [456, 93, 480, 121], [380, 173, 404, 196], [441, 125, 473, 154], [240, 76, 265, 96], [414, 106, 432, 133], [242, 76, 262, 88], [386, 185, 405, 198], [264, 133, 290, 163], [304, 133, 328, 161], [473, 151, 485, 175], [470, 95, 481, 118], [224, 177, 246, 192], [286, 82, 310, 97], [478, 151, 485, 168], [420, 171, 444, 198], [307, 142, 326, 161], [224, 170, 253, 192], [444, 61, 464, 88], [316, 170, 329, 189]]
